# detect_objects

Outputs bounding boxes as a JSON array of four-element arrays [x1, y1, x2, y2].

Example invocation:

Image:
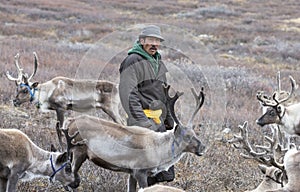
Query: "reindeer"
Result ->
[[256, 75, 300, 136], [5, 52, 124, 148], [138, 184, 185, 192], [226, 121, 288, 192], [247, 165, 283, 192], [266, 147, 300, 192], [61, 85, 206, 192], [0, 128, 74, 192], [258, 72, 297, 149]]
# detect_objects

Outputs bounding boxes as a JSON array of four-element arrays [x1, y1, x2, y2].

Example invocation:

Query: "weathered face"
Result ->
[[140, 36, 161, 56], [175, 125, 206, 156], [13, 82, 38, 106], [256, 105, 284, 126]]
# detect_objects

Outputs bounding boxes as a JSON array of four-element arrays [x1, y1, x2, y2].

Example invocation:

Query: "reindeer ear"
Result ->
[[258, 164, 267, 174], [50, 144, 57, 152], [31, 82, 39, 88], [56, 152, 68, 164]]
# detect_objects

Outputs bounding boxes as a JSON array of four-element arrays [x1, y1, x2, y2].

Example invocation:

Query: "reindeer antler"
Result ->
[[163, 84, 183, 125], [28, 52, 38, 82], [256, 91, 277, 107], [60, 125, 85, 159], [227, 121, 285, 171], [257, 75, 297, 107], [187, 87, 205, 126], [5, 52, 39, 85], [273, 76, 297, 104], [6, 53, 23, 84]]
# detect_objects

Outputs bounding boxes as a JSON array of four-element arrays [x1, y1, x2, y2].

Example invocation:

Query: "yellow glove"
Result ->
[[143, 109, 162, 124]]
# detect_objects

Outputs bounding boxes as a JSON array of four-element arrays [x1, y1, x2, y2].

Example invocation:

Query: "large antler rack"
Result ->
[[227, 121, 285, 171], [164, 85, 205, 127], [5, 52, 39, 85], [256, 75, 297, 107]]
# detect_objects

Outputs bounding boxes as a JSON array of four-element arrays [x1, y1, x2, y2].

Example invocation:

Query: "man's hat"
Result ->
[[139, 25, 164, 42]]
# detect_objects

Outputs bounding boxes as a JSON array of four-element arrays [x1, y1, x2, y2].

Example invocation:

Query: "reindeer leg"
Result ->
[[6, 173, 18, 192], [131, 170, 148, 191], [68, 149, 87, 189], [127, 175, 137, 192], [56, 109, 65, 150], [0, 178, 7, 192]]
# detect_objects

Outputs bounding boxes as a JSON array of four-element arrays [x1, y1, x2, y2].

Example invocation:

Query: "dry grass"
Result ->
[[1, 0, 300, 191]]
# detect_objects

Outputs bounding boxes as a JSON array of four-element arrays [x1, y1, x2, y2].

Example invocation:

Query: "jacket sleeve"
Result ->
[[119, 56, 149, 123]]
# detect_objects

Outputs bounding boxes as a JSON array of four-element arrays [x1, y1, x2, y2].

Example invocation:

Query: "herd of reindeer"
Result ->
[[1, 52, 300, 192]]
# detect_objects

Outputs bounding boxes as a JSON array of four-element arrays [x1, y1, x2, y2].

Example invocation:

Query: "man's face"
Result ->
[[140, 37, 161, 56]]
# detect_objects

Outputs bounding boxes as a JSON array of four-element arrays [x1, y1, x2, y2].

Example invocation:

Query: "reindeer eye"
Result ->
[[23, 89, 28, 94]]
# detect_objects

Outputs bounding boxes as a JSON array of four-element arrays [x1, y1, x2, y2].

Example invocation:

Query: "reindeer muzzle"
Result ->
[[196, 143, 206, 156], [13, 99, 21, 107], [256, 119, 265, 127]]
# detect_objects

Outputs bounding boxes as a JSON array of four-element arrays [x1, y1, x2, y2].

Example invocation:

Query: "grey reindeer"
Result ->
[[62, 85, 206, 192], [5, 52, 124, 148]]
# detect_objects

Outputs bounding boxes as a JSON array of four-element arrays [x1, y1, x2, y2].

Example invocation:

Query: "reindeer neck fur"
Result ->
[[282, 148, 300, 190], [32, 80, 58, 112], [73, 115, 189, 171], [280, 103, 300, 135]]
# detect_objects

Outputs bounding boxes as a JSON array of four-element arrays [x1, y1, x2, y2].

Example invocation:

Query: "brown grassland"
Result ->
[[0, 0, 300, 191]]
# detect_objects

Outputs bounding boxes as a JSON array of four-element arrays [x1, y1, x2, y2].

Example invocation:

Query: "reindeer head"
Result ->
[[165, 85, 206, 156], [6, 52, 39, 106], [49, 151, 75, 187], [256, 76, 297, 127]]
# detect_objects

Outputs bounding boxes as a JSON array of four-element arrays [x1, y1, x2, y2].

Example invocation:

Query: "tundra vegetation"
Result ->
[[1, 0, 300, 191]]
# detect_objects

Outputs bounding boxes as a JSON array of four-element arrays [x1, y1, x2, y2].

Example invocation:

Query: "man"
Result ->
[[119, 25, 175, 185]]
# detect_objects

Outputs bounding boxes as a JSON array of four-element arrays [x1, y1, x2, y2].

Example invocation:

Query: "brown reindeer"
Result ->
[[0, 128, 74, 192], [5, 52, 124, 148], [62, 86, 206, 192]]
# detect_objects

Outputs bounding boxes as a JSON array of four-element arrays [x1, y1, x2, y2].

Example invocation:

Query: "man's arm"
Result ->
[[119, 57, 151, 125]]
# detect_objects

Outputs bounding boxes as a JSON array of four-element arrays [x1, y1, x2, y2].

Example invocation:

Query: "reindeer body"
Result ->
[[6, 52, 124, 148], [246, 165, 283, 192], [64, 86, 206, 192], [64, 115, 205, 192], [274, 148, 300, 192], [24, 76, 121, 119], [0, 129, 74, 192], [264, 148, 300, 192]]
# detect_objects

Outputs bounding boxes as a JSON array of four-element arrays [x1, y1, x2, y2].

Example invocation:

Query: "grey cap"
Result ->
[[139, 25, 164, 42]]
